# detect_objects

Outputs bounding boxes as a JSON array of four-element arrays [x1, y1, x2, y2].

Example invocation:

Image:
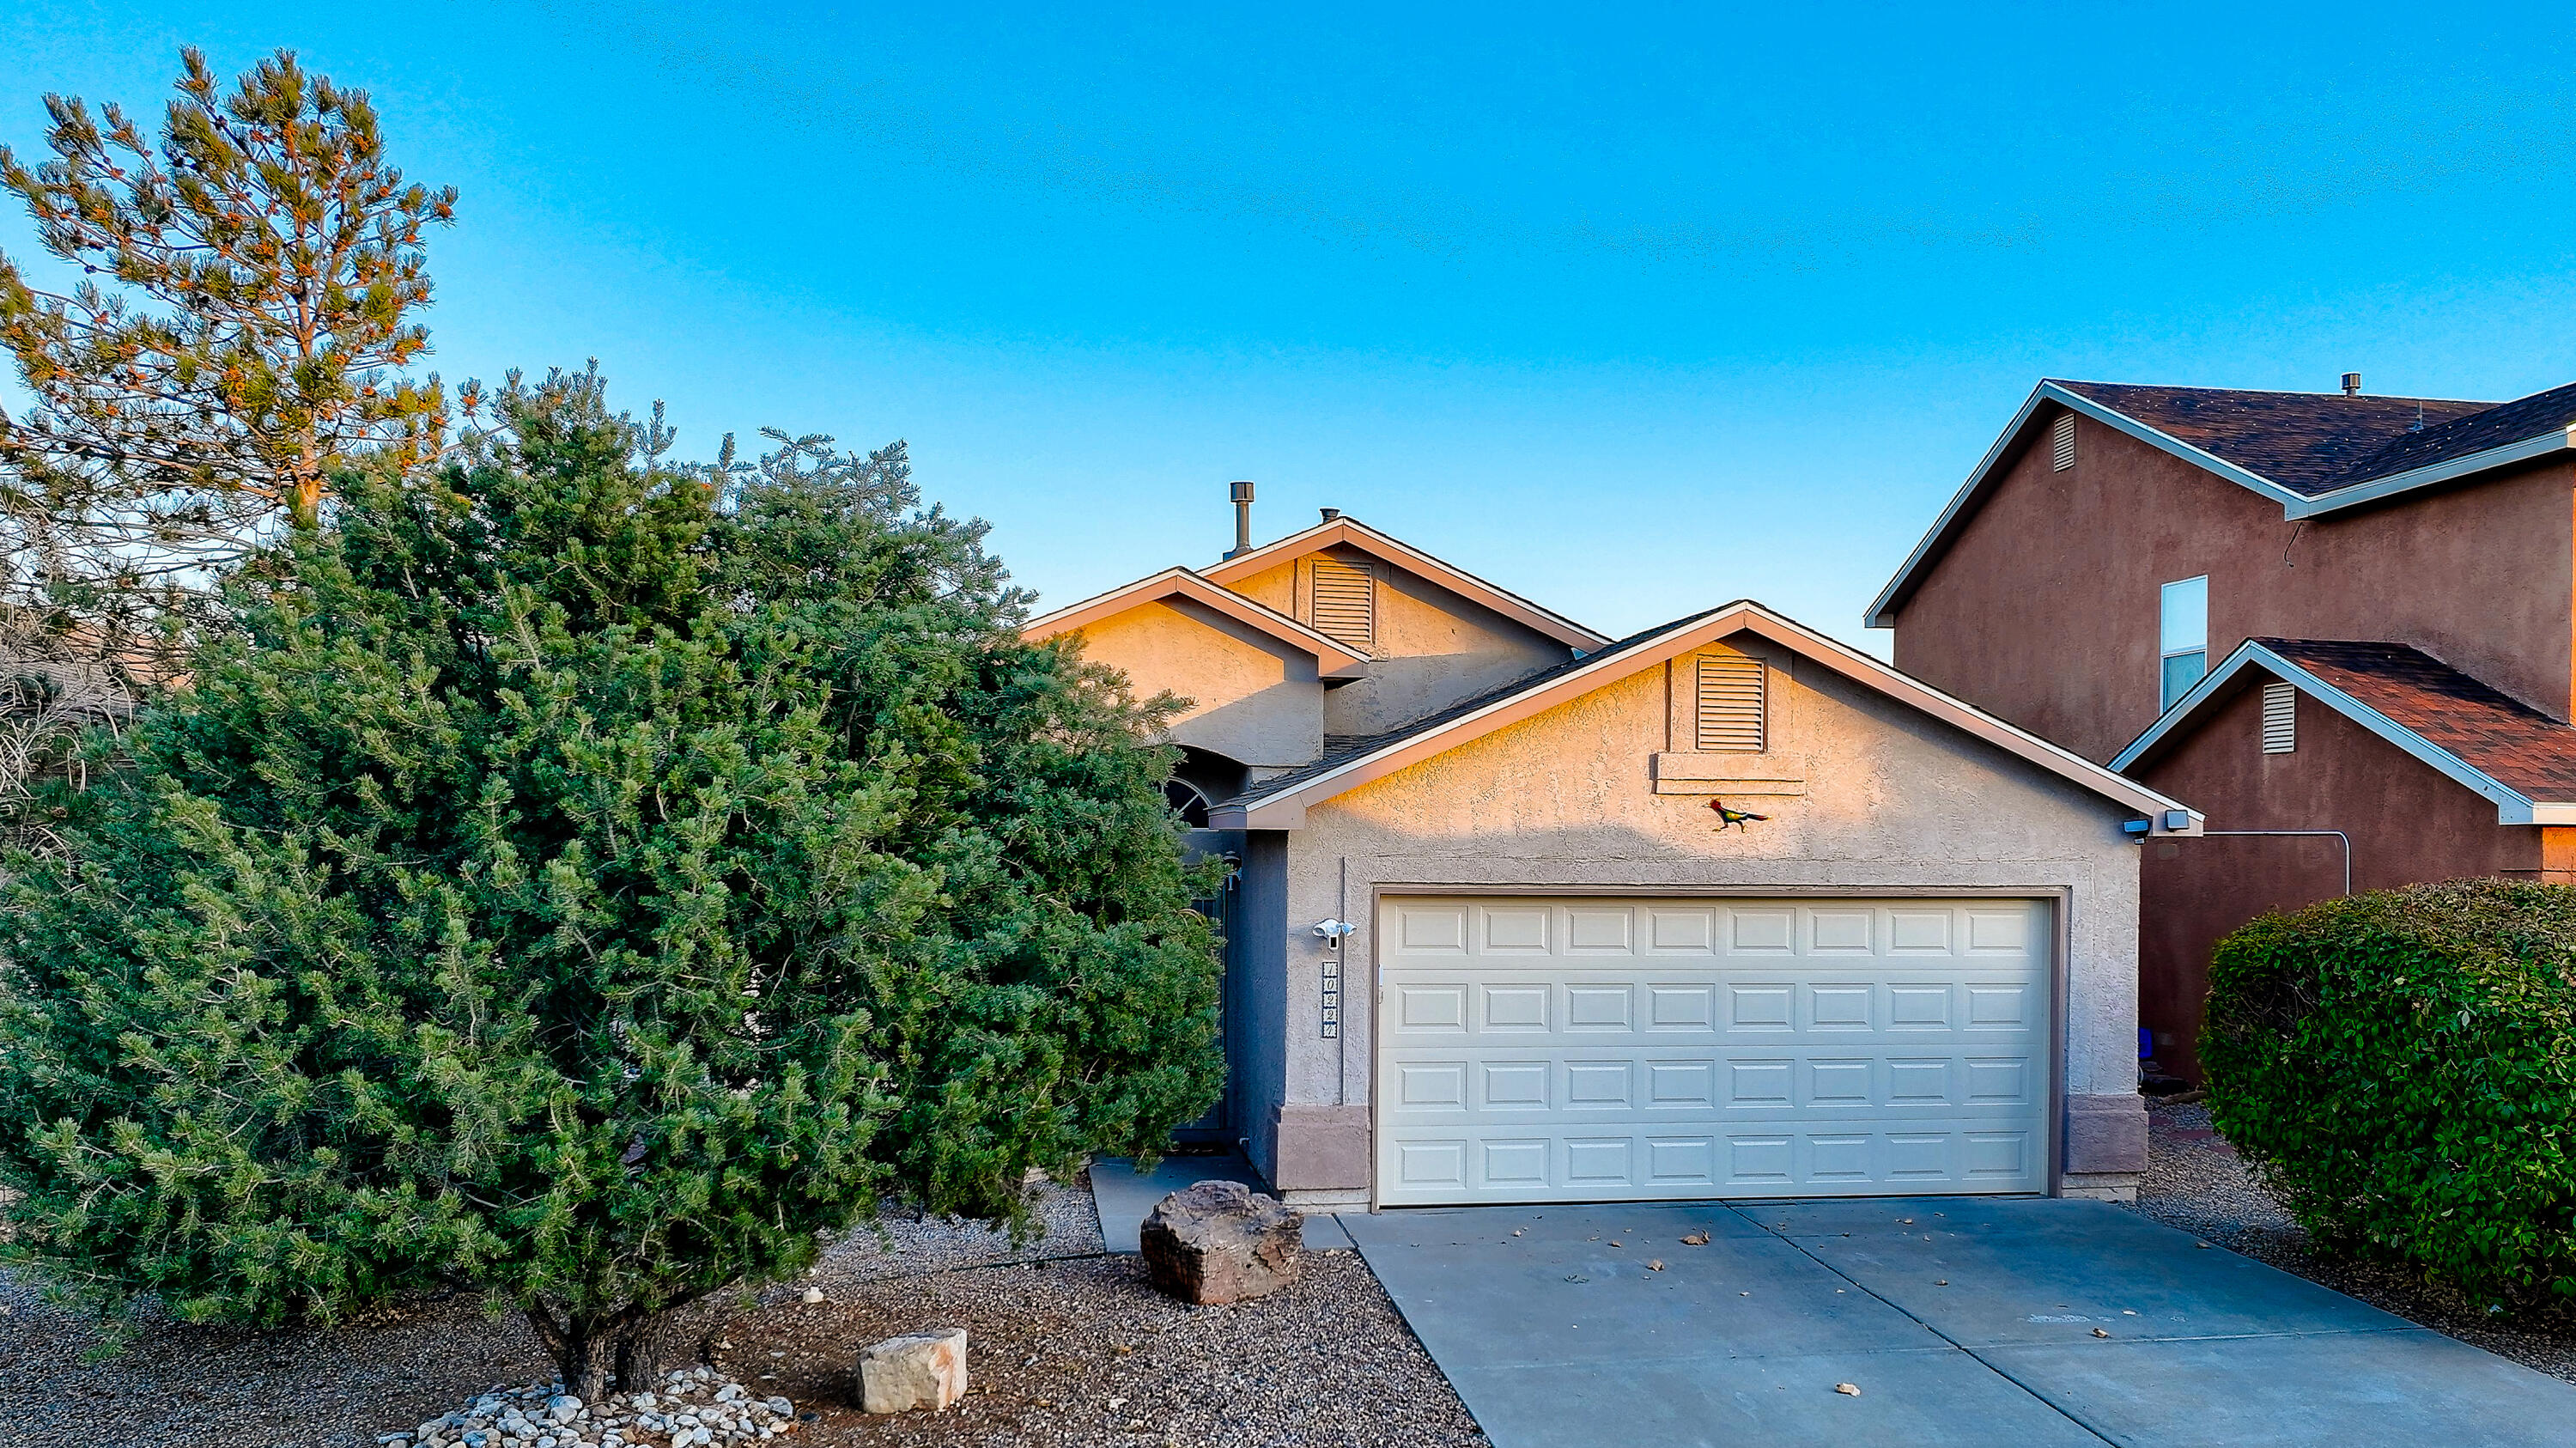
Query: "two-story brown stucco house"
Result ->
[[1030, 495, 2196, 1208], [1870, 376, 2576, 1083]]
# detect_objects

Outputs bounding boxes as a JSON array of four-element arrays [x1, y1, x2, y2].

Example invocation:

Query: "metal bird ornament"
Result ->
[[1709, 799, 1769, 831]]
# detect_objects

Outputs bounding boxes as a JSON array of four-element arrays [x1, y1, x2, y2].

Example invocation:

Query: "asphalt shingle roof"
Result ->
[[2050, 381, 2497, 496], [2261, 638, 2576, 802]]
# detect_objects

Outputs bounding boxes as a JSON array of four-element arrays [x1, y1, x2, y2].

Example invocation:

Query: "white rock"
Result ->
[[859, 1328, 968, 1414], [799, 1287, 824, 1305], [549, 1396, 583, 1425]]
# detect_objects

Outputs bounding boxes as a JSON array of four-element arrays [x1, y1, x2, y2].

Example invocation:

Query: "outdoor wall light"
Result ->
[[2122, 818, 2153, 837], [1311, 918, 1358, 941]]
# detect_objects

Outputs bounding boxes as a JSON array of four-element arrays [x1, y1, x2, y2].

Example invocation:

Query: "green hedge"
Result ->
[[2203, 879, 2576, 1304]]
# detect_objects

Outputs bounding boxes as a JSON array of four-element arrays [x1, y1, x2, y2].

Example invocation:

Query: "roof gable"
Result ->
[[1866, 378, 2576, 630], [1200, 515, 1609, 650], [2111, 637, 2576, 825], [1209, 600, 2197, 830], [1021, 567, 1370, 677], [2050, 381, 2494, 495]]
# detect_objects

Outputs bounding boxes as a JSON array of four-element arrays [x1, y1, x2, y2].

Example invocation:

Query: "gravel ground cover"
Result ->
[[0, 1172, 1483, 1448], [2133, 1096, 2576, 1384]]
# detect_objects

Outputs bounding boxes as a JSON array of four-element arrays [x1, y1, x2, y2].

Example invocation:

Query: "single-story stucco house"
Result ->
[[1025, 502, 2200, 1208]]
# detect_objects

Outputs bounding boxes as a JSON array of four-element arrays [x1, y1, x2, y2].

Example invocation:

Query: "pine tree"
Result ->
[[0, 46, 455, 545], [0, 47, 456, 847], [0, 369, 1224, 1396]]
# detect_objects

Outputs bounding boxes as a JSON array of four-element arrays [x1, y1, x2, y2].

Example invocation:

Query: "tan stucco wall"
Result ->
[[1074, 599, 1324, 769], [1227, 545, 1572, 736], [1241, 635, 2145, 1202]]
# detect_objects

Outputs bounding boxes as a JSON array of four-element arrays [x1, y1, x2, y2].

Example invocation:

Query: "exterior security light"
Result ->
[[2163, 810, 2191, 831], [1311, 919, 1358, 940], [2122, 818, 2153, 837]]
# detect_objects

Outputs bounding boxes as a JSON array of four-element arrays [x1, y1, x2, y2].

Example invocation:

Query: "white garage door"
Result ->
[[1375, 895, 2052, 1205]]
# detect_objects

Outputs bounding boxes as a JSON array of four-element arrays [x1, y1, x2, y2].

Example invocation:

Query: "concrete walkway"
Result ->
[[1087, 1153, 1355, 1252], [1340, 1196, 2576, 1448]]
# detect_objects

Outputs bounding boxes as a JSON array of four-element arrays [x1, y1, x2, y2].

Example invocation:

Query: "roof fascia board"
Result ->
[[1202, 518, 1611, 649], [1215, 603, 2198, 830], [1022, 567, 1370, 676], [1866, 382, 2310, 629], [2110, 641, 2540, 824], [2287, 425, 2576, 519]]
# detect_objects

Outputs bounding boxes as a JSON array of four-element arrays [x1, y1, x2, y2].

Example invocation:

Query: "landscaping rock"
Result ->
[[383, 1366, 793, 1448], [857, 1327, 969, 1413], [1139, 1179, 1303, 1305]]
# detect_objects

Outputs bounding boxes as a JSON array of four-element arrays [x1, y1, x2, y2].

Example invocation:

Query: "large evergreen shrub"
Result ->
[[2203, 878, 2576, 1304], [0, 371, 1223, 1394]]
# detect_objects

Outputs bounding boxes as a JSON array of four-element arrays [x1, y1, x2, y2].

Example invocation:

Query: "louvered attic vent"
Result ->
[[2261, 681, 2295, 753], [1309, 558, 1376, 647], [1694, 652, 1765, 752], [2051, 413, 2077, 472]]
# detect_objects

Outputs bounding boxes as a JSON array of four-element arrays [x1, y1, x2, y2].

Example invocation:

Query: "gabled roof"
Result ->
[[2049, 382, 2496, 495], [1207, 599, 2200, 831], [1866, 378, 2576, 629], [1200, 514, 1610, 650], [2111, 638, 2576, 825], [1021, 567, 1371, 678]]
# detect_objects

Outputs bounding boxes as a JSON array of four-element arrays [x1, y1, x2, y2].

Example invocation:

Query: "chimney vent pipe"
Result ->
[[1225, 480, 1255, 558], [1319, 508, 1341, 522], [2341, 372, 2362, 396]]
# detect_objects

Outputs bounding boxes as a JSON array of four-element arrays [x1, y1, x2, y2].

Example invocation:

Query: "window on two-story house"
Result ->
[[2160, 575, 2208, 710]]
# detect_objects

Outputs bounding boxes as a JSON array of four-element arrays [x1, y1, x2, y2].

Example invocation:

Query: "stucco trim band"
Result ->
[[1210, 601, 2202, 833], [1021, 566, 1371, 677], [2112, 638, 2576, 825], [1650, 751, 1807, 795]]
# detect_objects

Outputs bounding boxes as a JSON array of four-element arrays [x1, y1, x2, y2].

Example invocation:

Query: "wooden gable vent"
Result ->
[[1694, 650, 1765, 752], [2261, 681, 2295, 753], [1309, 557, 1376, 648], [2050, 413, 2077, 472]]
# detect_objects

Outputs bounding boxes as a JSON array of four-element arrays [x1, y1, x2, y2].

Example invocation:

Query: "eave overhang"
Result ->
[[1021, 567, 1371, 678], [1212, 600, 2202, 833], [1201, 516, 1610, 651], [1866, 383, 2576, 630], [2110, 640, 2576, 827]]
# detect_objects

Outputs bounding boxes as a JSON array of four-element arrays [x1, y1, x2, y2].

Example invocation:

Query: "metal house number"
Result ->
[[1320, 955, 1340, 1038]]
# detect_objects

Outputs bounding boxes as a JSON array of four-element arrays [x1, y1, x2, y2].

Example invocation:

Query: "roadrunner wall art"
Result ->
[[1709, 799, 1769, 831]]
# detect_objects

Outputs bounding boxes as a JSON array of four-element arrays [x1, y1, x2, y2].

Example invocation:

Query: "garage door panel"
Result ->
[[1376, 894, 2052, 1204]]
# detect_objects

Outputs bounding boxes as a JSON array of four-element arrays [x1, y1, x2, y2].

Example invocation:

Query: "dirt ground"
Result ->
[[0, 1176, 1482, 1448]]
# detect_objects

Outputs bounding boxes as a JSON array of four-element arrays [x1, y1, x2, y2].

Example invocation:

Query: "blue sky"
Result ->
[[9, 3, 2576, 648]]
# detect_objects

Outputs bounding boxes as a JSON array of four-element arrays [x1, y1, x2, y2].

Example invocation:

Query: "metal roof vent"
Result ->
[[1224, 479, 1255, 558], [2341, 372, 2361, 396]]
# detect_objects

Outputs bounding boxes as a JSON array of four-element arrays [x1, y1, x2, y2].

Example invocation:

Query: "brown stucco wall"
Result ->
[[2130, 674, 2545, 1082], [1892, 410, 2576, 763]]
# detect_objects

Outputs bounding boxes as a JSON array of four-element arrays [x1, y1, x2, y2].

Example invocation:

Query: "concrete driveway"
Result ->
[[1341, 1196, 2576, 1448]]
